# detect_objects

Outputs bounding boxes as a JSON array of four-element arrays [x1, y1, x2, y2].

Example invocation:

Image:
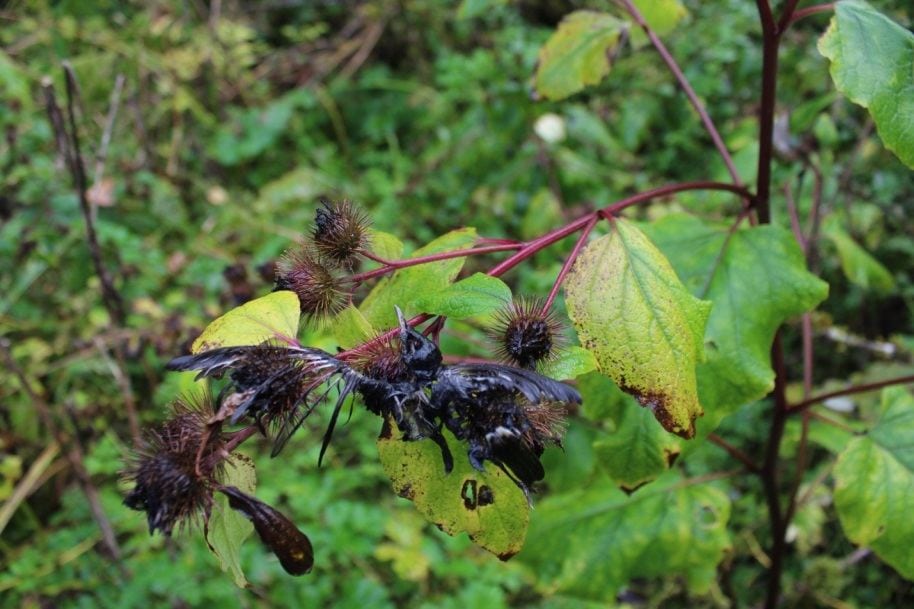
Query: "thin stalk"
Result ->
[[343, 181, 749, 357], [541, 215, 598, 312], [785, 3, 835, 29], [617, 0, 744, 187], [348, 242, 524, 283], [789, 374, 914, 414], [709, 433, 760, 473]]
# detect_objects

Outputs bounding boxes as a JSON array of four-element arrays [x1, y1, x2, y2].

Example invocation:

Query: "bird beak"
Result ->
[[395, 306, 409, 341]]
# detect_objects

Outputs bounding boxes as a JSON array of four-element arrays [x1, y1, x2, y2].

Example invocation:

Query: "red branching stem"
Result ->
[[709, 433, 760, 473], [762, 333, 790, 609], [476, 237, 523, 246], [698, 206, 754, 299], [489, 181, 750, 279], [617, 0, 744, 188], [802, 314, 814, 398], [784, 181, 808, 252], [789, 374, 914, 414], [359, 249, 398, 266], [807, 409, 856, 433], [785, 3, 835, 29], [341, 181, 749, 358], [785, 314, 815, 527], [756, 0, 777, 34], [776, 0, 802, 32], [348, 242, 524, 283], [487, 215, 593, 278], [541, 215, 598, 313]]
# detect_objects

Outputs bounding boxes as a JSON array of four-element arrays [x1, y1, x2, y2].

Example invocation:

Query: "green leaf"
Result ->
[[192, 291, 300, 353], [207, 454, 257, 588], [824, 221, 895, 293], [643, 215, 829, 430], [331, 304, 376, 350], [564, 219, 712, 438], [535, 11, 627, 101], [579, 373, 680, 491], [376, 421, 529, 559], [367, 229, 404, 261], [521, 189, 563, 241], [413, 273, 511, 319], [457, 0, 507, 20], [834, 387, 914, 579], [360, 228, 478, 329], [539, 346, 597, 381], [818, 0, 914, 168], [519, 473, 731, 601], [628, 0, 688, 49]]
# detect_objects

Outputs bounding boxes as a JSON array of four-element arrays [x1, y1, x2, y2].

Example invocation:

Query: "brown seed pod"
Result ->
[[488, 298, 564, 370], [123, 395, 224, 535], [312, 199, 371, 269], [275, 246, 348, 321]]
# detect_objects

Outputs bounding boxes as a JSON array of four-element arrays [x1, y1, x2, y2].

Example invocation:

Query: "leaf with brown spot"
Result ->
[[565, 219, 711, 439], [376, 419, 529, 559]]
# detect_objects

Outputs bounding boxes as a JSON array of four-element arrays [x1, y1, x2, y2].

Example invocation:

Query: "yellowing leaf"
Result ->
[[192, 291, 300, 353], [535, 11, 627, 101], [377, 422, 529, 559], [629, 0, 688, 49], [564, 219, 711, 438]]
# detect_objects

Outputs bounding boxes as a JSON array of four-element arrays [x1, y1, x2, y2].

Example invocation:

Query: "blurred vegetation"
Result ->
[[1, 0, 913, 607]]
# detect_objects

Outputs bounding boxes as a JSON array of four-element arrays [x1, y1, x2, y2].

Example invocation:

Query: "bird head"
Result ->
[[395, 306, 442, 382]]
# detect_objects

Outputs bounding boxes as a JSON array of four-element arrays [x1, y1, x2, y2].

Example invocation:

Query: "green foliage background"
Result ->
[[2, 1, 913, 607]]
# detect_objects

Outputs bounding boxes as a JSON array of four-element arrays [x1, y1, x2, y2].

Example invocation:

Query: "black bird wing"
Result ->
[[166, 344, 364, 457], [166, 345, 343, 380], [434, 363, 582, 406]]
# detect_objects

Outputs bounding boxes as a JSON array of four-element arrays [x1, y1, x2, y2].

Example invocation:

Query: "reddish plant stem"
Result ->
[[709, 433, 760, 473], [807, 409, 856, 433], [784, 180, 808, 252], [222, 426, 259, 455], [789, 374, 914, 414], [762, 334, 790, 609], [343, 181, 750, 358], [755, 3, 779, 224], [698, 206, 754, 299], [786, 3, 835, 29], [491, 181, 751, 279], [751, 2, 801, 605], [541, 215, 598, 312], [776, 0, 802, 32], [785, 313, 815, 528], [805, 163, 825, 271], [617, 0, 744, 188], [801, 314, 814, 398], [349, 242, 524, 283]]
